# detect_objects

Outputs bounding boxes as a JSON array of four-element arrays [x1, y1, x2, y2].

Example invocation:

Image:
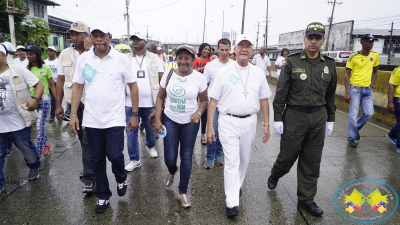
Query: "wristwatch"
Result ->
[[31, 96, 40, 103], [131, 112, 139, 116]]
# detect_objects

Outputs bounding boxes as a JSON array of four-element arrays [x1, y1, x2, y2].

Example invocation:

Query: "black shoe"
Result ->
[[139, 123, 145, 132], [268, 176, 279, 190], [239, 189, 242, 197], [49, 117, 54, 122], [63, 116, 70, 121], [28, 168, 39, 181], [6, 149, 13, 157], [117, 181, 128, 196], [348, 140, 357, 148], [226, 207, 238, 217], [83, 181, 94, 193], [95, 199, 109, 213], [356, 132, 360, 140], [79, 171, 83, 179], [298, 202, 323, 216]]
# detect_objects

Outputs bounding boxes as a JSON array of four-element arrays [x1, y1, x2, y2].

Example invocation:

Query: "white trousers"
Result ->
[[219, 114, 257, 208]]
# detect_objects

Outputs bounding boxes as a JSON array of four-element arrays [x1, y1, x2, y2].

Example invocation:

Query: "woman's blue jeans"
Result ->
[[36, 94, 51, 154]]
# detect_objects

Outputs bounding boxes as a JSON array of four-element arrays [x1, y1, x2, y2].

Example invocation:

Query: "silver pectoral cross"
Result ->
[[243, 89, 249, 98]]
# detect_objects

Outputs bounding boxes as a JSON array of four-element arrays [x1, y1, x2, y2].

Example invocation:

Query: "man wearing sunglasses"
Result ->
[[269, 22, 337, 217], [344, 34, 379, 148]]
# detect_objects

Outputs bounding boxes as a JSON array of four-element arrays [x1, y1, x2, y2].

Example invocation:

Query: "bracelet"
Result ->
[[263, 122, 270, 127], [131, 112, 139, 116], [197, 111, 201, 116], [71, 115, 77, 118]]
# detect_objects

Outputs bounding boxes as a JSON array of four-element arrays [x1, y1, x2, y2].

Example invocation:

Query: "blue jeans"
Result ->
[[85, 127, 127, 200], [36, 94, 51, 154], [163, 115, 199, 194], [125, 107, 156, 161], [388, 97, 400, 148], [0, 126, 41, 185], [49, 82, 56, 119], [347, 85, 374, 141], [65, 103, 71, 117], [206, 108, 223, 160], [7, 140, 12, 150]]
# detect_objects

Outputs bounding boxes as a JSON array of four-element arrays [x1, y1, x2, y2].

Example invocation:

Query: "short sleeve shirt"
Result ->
[[193, 57, 211, 74], [389, 66, 400, 97], [44, 58, 59, 82], [251, 54, 271, 76], [209, 62, 272, 115], [29, 65, 53, 96], [346, 51, 379, 87], [160, 69, 207, 124], [72, 48, 136, 128], [203, 59, 234, 90], [2, 42, 16, 62]]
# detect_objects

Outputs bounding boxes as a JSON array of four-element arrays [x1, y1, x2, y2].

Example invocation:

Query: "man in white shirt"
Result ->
[[70, 23, 139, 214], [203, 38, 234, 169], [208, 34, 272, 217], [124, 32, 164, 171], [44, 46, 59, 122], [56, 21, 95, 194], [12, 46, 28, 67], [251, 47, 272, 78], [0, 33, 16, 63]]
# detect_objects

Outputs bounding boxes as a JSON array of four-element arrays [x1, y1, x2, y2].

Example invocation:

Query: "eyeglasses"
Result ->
[[306, 35, 323, 41], [237, 44, 253, 50]]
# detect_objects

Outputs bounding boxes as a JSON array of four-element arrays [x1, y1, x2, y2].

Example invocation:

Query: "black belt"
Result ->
[[226, 113, 252, 118], [286, 105, 324, 114]]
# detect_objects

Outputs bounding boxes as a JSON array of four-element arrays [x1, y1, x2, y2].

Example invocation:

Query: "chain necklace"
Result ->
[[235, 63, 250, 98]]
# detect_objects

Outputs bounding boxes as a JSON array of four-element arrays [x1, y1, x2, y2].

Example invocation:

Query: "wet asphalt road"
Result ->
[[1, 84, 399, 224]]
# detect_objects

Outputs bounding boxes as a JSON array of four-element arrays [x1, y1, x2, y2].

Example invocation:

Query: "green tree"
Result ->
[[24, 18, 50, 55], [0, 0, 27, 42]]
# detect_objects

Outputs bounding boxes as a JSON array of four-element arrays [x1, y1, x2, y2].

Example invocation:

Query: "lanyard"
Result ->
[[134, 55, 145, 69]]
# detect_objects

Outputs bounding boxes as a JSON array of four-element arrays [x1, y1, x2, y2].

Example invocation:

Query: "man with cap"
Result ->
[[44, 46, 59, 122], [124, 32, 164, 171], [207, 34, 272, 217], [0, 43, 44, 194], [251, 47, 272, 78], [55, 21, 96, 193], [344, 34, 379, 148], [70, 23, 139, 213], [156, 46, 167, 62], [0, 32, 16, 63], [268, 22, 337, 217], [12, 46, 29, 67]]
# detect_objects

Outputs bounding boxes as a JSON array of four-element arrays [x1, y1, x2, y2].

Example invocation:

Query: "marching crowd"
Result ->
[[0, 19, 398, 218]]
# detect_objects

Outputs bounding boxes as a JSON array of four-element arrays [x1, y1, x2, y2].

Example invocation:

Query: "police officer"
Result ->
[[268, 22, 337, 217]]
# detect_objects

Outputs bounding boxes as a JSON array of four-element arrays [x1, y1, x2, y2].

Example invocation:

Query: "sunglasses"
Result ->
[[306, 35, 323, 41]]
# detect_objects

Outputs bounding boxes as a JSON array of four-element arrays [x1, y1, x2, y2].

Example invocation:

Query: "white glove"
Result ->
[[325, 122, 334, 136], [273, 121, 284, 135]]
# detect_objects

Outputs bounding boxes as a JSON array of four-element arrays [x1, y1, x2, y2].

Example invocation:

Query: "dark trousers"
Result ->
[[271, 108, 327, 204], [86, 126, 127, 200], [200, 107, 207, 135], [77, 102, 95, 183], [49, 82, 56, 119], [388, 97, 400, 148]]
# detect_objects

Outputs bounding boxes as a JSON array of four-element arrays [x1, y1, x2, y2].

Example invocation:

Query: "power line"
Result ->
[[354, 14, 400, 23], [130, 0, 183, 13], [269, 0, 318, 17], [108, 15, 124, 26]]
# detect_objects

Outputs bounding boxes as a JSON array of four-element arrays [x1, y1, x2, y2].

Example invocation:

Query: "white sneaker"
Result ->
[[125, 160, 142, 171], [146, 146, 158, 158]]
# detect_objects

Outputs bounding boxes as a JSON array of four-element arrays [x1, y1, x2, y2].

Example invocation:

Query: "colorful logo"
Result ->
[[169, 77, 186, 97], [334, 178, 398, 224], [228, 74, 240, 85], [370, 57, 374, 62]]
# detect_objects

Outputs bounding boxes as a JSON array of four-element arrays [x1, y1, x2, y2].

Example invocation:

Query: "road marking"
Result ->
[[336, 110, 390, 132]]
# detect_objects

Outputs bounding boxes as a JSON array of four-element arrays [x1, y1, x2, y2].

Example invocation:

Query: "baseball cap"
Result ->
[[360, 34, 375, 42], [68, 21, 89, 33], [16, 45, 25, 50], [47, 46, 57, 52], [156, 46, 162, 51], [168, 49, 172, 52], [175, 45, 195, 56], [305, 22, 325, 37], [236, 34, 254, 46], [130, 32, 146, 40], [24, 45, 43, 56], [90, 23, 111, 34]]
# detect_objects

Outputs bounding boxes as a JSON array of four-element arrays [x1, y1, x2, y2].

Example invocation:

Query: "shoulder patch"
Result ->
[[348, 52, 359, 62]]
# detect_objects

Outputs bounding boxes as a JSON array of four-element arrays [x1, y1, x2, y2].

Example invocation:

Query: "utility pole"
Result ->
[[145, 25, 150, 42], [125, 0, 130, 38], [387, 22, 394, 65], [265, 0, 268, 47], [325, 0, 342, 51], [255, 21, 261, 50], [241, 0, 246, 34], [203, 0, 207, 42], [5, 0, 27, 46]]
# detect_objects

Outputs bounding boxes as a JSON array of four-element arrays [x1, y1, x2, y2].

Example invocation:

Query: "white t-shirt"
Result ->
[[275, 56, 286, 78], [209, 62, 272, 115], [12, 58, 29, 67], [251, 54, 271, 76], [44, 58, 59, 82], [0, 68, 39, 133], [160, 69, 207, 124], [1, 42, 16, 62], [125, 54, 164, 107], [72, 48, 137, 128], [203, 58, 234, 90]]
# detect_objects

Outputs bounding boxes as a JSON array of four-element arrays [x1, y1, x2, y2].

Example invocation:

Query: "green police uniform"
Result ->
[[271, 49, 337, 204]]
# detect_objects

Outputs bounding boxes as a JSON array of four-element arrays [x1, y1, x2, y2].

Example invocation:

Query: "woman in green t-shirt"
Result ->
[[25, 45, 56, 156]]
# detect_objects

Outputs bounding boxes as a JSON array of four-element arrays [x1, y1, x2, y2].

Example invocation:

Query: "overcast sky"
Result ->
[[49, 0, 399, 46]]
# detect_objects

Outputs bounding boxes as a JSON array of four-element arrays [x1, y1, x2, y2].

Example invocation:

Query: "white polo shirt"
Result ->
[[203, 58, 234, 90], [209, 62, 272, 115], [72, 48, 136, 128], [251, 54, 271, 76]]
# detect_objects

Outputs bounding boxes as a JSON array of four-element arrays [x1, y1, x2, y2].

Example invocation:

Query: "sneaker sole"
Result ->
[[28, 174, 39, 181], [297, 205, 323, 217], [125, 164, 142, 172], [204, 165, 213, 169], [386, 134, 397, 145], [83, 188, 94, 193]]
